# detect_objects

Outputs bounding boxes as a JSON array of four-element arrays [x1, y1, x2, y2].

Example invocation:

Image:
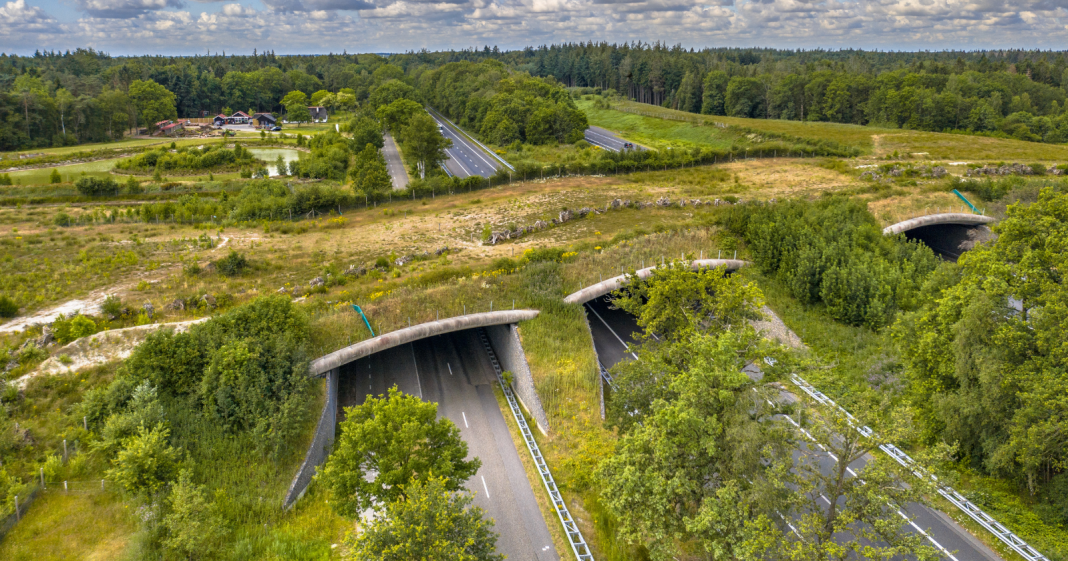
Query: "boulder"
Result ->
[[558, 209, 574, 223], [343, 265, 366, 277], [434, 246, 450, 256], [36, 326, 54, 348], [167, 298, 185, 311], [394, 255, 412, 267], [309, 277, 325, 288], [201, 294, 217, 308], [143, 302, 154, 319]]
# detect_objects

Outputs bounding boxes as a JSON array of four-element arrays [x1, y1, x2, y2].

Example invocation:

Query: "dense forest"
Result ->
[[5, 46, 1068, 151]]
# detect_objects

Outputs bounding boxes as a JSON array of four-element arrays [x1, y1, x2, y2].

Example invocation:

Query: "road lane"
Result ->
[[427, 113, 502, 179], [380, 131, 409, 190], [586, 295, 1002, 561], [338, 331, 558, 561], [584, 125, 642, 152]]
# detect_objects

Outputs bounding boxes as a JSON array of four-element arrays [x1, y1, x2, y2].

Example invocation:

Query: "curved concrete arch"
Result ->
[[883, 213, 995, 236], [308, 310, 540, 376], [563, 259, 749, 305]]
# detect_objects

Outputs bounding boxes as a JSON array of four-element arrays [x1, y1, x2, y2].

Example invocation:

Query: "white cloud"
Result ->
[[0, 0, 59, 33], [76, 0, 185, 18], [4, 0, 1068, 54]]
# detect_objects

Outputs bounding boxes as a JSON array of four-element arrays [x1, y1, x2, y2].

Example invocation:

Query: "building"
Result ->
[[253, 113, 277, 128], [308, 106, 328, 122], [160, 122, 184, 136], [155, 119, 172, 130], [230, 111, 251, 124], [213, 114, 228, 126]]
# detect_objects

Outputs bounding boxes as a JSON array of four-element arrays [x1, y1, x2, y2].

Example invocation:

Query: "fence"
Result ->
[[283, 368, 339, 510]]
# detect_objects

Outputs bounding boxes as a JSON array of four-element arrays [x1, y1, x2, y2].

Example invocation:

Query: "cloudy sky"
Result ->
[[0, 0, 1064, 56]]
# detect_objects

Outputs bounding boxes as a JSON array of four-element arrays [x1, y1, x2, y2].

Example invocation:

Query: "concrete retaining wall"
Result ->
[[309, 310, 540, 376], [882, 213, 995, 236], [484, 324, 551, 435], [283, 368, 338, 510], [563, 259, 749, 304]]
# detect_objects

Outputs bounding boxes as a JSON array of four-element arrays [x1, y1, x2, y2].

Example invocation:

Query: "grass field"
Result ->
[[1, 143, 1058, 560], [592, 99, 1068, 161], [576, 98, 741, 151]]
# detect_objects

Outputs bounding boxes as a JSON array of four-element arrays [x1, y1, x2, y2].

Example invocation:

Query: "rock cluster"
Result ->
[[484, 197, 734, 245], [966, 164, 1034, 177], [861, 165, 947, 181]]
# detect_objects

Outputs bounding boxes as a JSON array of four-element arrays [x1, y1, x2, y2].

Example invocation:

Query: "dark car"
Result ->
[[270, 126, 282, 132]]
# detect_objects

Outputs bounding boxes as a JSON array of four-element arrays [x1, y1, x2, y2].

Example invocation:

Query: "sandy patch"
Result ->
[[17, 318, 207, 387]]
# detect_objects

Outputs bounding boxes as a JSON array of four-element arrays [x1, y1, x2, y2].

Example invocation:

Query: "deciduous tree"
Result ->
[[321, 387, 480, 517], [346, 477, 503, 561]]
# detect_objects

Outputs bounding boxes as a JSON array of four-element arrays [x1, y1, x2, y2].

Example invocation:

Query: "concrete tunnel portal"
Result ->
[[882, 212, 997, 262], [290, 310, 558, 561]]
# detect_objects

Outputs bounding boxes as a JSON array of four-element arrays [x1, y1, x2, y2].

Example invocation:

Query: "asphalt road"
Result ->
[[584, 295, 1002, 561], [380, 131, 410, 191], [427, 113, 502, 179], [337, 331, 559, 561], [584, 126, 641, 152]]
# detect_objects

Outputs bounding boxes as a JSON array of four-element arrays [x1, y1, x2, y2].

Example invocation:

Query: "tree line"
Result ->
[[498, 43, 1068, 144]]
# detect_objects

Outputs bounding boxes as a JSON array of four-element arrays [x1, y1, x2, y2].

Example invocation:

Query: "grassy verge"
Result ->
[[576, 99, 742, 151], [595, 99, 1068, 161], [0, 488, 136, 560]]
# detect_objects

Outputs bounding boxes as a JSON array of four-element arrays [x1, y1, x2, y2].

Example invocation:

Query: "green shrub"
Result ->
[[214, 251, 249, 276], [53, 212, 73, 227], [74, 176, 119, 196], [49, 169, 62, 183], [0, 173, 11, 186], [53, 314, 100, 344], [0, 295, 18, 318], [101, 295, 123, 318], [125, 176, 144, 194], [720, 198, 939, 328]]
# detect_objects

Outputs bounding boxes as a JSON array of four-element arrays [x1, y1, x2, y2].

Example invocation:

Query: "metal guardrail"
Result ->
[[478, 328, 593, 561], [789, 374, 1049, 561], [598, 361, 615, 387], [427, 107, 515, 171]]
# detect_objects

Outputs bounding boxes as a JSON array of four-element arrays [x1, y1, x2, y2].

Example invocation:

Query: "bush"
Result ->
[[125, 176, 144, 194], [53, 212, 73, 227], [101, 295, 123, 318], [0, 295, 18, 318], [53, 314, 100, 344], [75, 176, 119, 197], [720, 198, 940, 328], [214, 251, 249, 277], [49, 169, 62, 183]]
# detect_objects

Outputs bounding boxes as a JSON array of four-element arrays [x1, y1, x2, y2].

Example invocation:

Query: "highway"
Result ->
[[427, 112, 502, 179], [380, 131, 409, 190], [584, 295, 1002, 561], [584, 126, 641, 152], [337, 331, 558, 561]]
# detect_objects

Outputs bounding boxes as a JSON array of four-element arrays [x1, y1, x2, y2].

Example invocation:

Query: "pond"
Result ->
[[248, 148, 301, 177]]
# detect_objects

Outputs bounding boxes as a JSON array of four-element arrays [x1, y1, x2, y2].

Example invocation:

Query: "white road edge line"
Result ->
[[448, 362, 453, 376], [410, 343, 423, 399], [462, 411, 469, 428], [432, 114, 497, 175], [481, 475, 490, 499], [586, 302, 639, 360]]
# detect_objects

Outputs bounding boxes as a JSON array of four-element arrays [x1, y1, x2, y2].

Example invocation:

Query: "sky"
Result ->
[[0, 0, 1065, 56]]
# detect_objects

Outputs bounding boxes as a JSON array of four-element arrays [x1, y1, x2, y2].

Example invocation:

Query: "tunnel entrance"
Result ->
[[904, 223, 994, 262], [336, 328, 558, 561]]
